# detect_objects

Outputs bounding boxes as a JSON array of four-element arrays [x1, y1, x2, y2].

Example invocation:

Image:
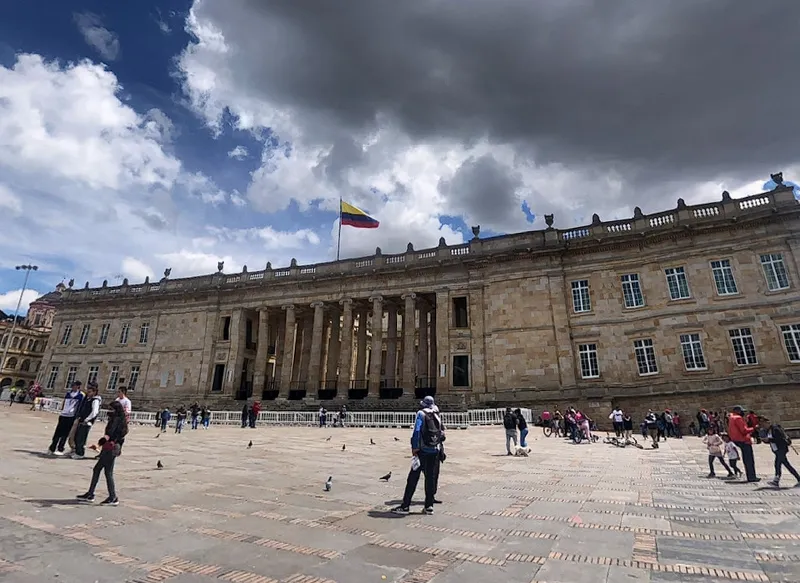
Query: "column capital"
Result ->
[[310, 301, 324, 309], [369, 295, 383, 304], [282, 304, 295, 312], [401, 293, 416, 301], [339, 298, 353, 306], [257, 306, 271, 314]]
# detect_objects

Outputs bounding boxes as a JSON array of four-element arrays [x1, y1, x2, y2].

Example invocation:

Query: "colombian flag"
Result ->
[[340, 201, 380, 229]]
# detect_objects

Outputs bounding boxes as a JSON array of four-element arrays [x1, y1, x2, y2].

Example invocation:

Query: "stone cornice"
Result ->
[[60, 188, 798, 307]]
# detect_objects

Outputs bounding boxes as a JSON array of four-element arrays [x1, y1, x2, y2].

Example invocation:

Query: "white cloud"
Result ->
[[227, 145, 248, 160], [74, 12, 121, 61], [0, 183, 22, 216], [0, 289, 42, 316], [121, 257, 155, 282]]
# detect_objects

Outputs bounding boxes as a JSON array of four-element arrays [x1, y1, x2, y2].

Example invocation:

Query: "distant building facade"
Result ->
[[38, 188, 800, 423], [1, 285, 62, 391]]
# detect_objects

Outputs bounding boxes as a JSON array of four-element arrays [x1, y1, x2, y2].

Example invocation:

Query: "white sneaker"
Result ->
[[53, 451, 64, 457]]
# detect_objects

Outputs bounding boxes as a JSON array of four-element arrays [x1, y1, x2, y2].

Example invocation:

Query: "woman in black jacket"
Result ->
[[77, 400, 128, 505]]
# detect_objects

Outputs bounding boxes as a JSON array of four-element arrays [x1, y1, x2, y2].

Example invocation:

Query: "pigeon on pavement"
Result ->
[[324, 476, 332, 491], [248, 441, 253, 449], [393, 437, 400, 441], [326, 436, 331, 441], [379, 472, 391, 481], [370, 438, 376, 445], [157, 460, 164, 469], [342, 444, 346, 451]]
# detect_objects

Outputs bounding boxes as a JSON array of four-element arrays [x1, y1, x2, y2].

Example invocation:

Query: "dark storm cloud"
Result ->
[[194, 0, 800, 181], [439, 155, 525, 230]]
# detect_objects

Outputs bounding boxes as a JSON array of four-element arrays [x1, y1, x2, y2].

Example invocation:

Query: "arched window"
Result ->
[[0, 378, 12, 388], [32, 340, 40, 352], [20, 360, 31, 372], [27, 339, 34, 351], [5, 357, 18, 370], [11, 337, 19, 349]]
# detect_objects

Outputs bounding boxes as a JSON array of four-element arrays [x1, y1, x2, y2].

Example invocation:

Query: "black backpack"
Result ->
[[421, 410, 443, 448], [503, 412, 516, 429]]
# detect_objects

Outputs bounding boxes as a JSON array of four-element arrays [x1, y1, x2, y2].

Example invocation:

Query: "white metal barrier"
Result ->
[[32, 398, 529, 430]]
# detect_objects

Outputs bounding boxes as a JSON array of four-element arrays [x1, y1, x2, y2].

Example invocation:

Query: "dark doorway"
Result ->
[[453, 355, 469, 387], [211, 364, 225, 392]]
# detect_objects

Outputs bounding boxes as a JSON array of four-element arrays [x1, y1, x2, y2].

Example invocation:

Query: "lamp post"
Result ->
[[0, 265, 38, 391]]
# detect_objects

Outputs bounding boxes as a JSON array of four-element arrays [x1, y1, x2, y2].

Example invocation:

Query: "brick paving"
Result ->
[[2, 409, 800, 582]]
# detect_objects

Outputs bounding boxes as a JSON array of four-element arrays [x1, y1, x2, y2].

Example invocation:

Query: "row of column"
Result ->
[[250, 295, 437, 395]]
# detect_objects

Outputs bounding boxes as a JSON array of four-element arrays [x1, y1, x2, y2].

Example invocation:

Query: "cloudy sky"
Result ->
[[1, 0, 797, 314]]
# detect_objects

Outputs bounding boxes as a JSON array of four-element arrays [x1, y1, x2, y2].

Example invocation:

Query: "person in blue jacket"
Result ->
[[392, 396, 445, 515]]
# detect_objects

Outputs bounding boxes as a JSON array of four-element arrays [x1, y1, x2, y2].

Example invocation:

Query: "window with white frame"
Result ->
[[710, 259, 738, 295], [571, 280, 591, 313], [65, 366, 78, 389], [119, 323, 130, 345], [87, 365, 99, 386], [665, 267, 691, 300], [60, 324, 73, 345], [106, 366, 120, 392], [78, 324, 91, 345], [760, 253, 790, 291], [621, 273, 644, 308], [577, 344, 599, 379], [98, 323, 110, 345], [139, 322, 150, 344], [175, 369, 185, 386], [729, 328, 758, 366], [46, 365, 59, 390], [780, 324, 800, 363], [633, 339, 659, 375], [129, 365, 141, 391], [679, 333, 707, 370]]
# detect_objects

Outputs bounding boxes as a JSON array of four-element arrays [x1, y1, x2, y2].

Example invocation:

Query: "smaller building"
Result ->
[[0, 285, 62, 393]]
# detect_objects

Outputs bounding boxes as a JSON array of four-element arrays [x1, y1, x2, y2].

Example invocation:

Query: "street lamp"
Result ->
[[0, 265, 39, 389]]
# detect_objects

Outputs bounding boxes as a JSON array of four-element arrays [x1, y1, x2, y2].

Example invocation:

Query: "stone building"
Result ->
[[0, 285, 62, 391], [38, 188, 800, 423]]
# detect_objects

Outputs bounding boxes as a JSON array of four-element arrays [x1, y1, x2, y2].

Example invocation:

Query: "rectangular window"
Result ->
[[87, 365, 99, 386], [665, 267, 691, 300], [729, 328, 758, 366], [78, 324, 91, 345], [159, 371, 169, 388], [175, 369, 185, 386], [222, 316, 231, 341], [46, 365, 59, 390], [106, 366, 120, 392], [98, 323, 110, 345], [452, 297, 469, 328], [119, 323, 130, 345], [139, 322, 150, 344], [760, 253, 790, 291], [621, 273, 644, 308], [571, 280, 591, 313], [60, 324, 73, 345], [710, 259, 738, 295], [65, 366, 78, 389], [780, 324, 800, 363], [211, 364, 225, 392], [634, 339, 659, 375], [129, 365, 141, 391], [578, 343, 599, 379], [679, 333, 707, 370], [27, 338, 34, 351], [452, 355, 469, 387]]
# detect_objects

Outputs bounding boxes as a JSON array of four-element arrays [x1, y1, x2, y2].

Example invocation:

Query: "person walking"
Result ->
[[503, 408, 518, 455], [251, 401, 261, 428], [722, 433, 742, 478], [392, 396, 445, 515], [609, 408, 624, 438], [71, 383, 102, 459], [728, 406, 760, 482], [76, 400, 128, 505], [160, 408, 171, 432], [241, 404, 249, 428], [622, 412, 634, 442], [115, 387, 132, 454], [319, 407, 327, 427], [703, 427, 734, 479], [201, 406, 211, 429], [190, 402, 200, 430], [515, 408, 529, 449], [175, 406, 187, 433], [47, 381, 85, 456], [760, 416, 800, 487]]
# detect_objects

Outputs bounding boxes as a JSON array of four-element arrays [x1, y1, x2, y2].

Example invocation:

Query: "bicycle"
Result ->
[[542, 419, 561, 437]]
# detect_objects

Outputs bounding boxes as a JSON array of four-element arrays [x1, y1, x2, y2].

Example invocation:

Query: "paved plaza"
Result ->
[[2, 410, 800, 583]]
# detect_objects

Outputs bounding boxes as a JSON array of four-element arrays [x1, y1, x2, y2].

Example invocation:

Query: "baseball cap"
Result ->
[[420, 396, 435, 407]]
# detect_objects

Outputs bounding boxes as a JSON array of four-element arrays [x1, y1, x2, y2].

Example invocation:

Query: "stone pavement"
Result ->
[[2, 410, 800, 583]]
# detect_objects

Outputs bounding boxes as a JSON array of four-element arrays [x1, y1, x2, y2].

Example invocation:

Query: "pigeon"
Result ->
[[379, 472, 392, 481], [324, 476, 332, 491], [157, 460, 163, 469], [342, 444, 346, 451], [326, 436, 331, 441], [393, 437, 400, 442], [247, 440, 253, 449], [155, 434, 160, 439], [370, 438, 376, 445]]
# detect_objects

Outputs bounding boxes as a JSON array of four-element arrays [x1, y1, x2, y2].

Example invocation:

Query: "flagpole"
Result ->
[[336, 196, 342, 261]]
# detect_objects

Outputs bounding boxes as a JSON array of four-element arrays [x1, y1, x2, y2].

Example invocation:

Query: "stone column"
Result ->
[[386, 304, 398, 384], [278, 305, 296, 396], [337, 299, 353, 389], [253, 308, 270, 393], [224, 309, 245, 394], [291, 318, 304, 382], [307, 302, 325, 390], [326, 308, 341, 384], [355, 309, 368, 383], [418, 306, 428, 382], [402, 293, 416, 389], [434, 292, 449, 390], [298, 315, 314, 385], [368, 295, 383, 392], [548, 274, 577, 387], [273, 315, 285, 385]]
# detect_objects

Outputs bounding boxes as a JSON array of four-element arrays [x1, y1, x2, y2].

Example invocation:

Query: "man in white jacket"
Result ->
[[47, 381, 85, 456]]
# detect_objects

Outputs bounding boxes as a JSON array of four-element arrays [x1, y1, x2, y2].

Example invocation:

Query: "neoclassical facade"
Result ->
[[39, 188, 800, 422], [1, 286, 62, 390]]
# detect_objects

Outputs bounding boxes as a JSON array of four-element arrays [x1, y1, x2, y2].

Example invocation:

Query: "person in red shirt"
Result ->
[[728, 406, 760, 482], [746, 410, 761, 443]]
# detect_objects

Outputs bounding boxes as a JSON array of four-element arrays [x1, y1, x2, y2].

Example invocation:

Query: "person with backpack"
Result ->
[[759, 416, 800, 488], [514, 408, 528, 448], [76, 400, 128, 506], [393, 396, 445, 515], [503, 408, 518, 455], [71, 383, 102, 459]]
